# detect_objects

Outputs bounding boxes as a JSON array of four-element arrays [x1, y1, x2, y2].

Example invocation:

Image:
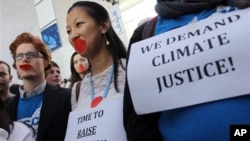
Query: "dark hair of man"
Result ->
[[0, 60, 11, 75], [67, 1, 127, 92]]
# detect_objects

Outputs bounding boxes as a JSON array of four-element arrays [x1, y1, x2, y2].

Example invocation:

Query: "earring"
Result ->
[[104, 34, 110, 46]]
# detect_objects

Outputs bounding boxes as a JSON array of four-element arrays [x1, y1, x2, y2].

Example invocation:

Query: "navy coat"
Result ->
[[5, 83, 71, 141]]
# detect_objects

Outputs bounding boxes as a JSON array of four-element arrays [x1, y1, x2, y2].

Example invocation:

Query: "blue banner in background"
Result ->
[[41, 23, 61, 51]]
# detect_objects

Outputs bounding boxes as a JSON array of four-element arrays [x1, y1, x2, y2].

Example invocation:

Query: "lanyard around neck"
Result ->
[[89, 65, 114, 100]]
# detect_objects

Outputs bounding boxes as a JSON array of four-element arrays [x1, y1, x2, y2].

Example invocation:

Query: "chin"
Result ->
[[21, 75, 38, 80], [79, 52, 88, 58]]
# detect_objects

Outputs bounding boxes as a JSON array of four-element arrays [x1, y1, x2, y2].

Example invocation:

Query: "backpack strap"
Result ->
[[75, 81, 81, 102], [142, 16, 158, 39]]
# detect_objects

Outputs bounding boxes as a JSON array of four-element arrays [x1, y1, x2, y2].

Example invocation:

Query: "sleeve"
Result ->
[[9, 122, 36, 141], [123, 23, 163, 141], [0, 129, 8, 141]]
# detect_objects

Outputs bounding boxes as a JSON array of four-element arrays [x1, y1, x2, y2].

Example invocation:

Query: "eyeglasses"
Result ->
[[14, 52, 44, 61]]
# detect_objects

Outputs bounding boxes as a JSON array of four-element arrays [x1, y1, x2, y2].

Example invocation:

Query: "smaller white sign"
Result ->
[[65, 99, 127, 141]]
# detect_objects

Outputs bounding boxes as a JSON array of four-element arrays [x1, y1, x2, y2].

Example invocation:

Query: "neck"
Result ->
[[22, 77, 45, 93], [89, 50, 113, 76], [79, 73, 85, 79], [0, 91, 10, 100]]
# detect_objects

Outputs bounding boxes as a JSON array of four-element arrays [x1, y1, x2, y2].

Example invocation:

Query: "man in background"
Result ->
[[45, 61, 63, 87], [0, 60, 14, 105]]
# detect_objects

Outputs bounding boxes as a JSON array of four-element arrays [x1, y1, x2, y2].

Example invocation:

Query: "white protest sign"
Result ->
[[127, 8, 250, 114], [65, 99, 126, 141]]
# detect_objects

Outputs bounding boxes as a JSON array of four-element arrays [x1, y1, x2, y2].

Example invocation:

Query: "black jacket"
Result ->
[[123, 22, 163, 141], [5, 83, 71, 141]]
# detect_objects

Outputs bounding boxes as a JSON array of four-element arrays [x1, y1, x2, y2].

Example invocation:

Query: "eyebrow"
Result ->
[[66, 17, 84, 29]]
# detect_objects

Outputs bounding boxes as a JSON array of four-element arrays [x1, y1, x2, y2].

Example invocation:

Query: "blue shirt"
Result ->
[[156, 6, 250, 141]]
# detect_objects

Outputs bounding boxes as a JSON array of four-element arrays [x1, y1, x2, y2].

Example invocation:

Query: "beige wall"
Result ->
[[0, 0, 40, 84]]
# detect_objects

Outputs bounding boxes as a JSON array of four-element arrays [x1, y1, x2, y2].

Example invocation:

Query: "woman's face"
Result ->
[[66, 7, 105, 58], [73, 54, 89, 74]]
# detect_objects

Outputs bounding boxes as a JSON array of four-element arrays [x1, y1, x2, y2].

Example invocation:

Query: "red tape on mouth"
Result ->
[[78, 65, 85, 73], [74, 38, 86, 53], [20, 64, 33, 70]]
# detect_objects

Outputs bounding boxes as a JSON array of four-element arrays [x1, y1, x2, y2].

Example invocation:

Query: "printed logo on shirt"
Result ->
[[18, 107, 41, 137]]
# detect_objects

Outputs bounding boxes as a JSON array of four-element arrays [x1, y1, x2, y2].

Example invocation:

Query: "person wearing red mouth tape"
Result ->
[[68, 52, 90, 89], [6, 32, 71, 141], [65, 1, 127, 141]]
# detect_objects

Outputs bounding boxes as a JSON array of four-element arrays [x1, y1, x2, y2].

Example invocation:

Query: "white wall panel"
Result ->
[[35, 0, 56, 29]]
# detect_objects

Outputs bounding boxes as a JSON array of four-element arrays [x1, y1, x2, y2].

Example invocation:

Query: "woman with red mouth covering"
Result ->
[[6, 32, 71, 141], [68, 52, 90, 89], [65, 1, 127, 140]]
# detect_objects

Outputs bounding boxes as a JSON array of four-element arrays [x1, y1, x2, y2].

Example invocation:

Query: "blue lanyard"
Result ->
[[89, 65, 114, 100]]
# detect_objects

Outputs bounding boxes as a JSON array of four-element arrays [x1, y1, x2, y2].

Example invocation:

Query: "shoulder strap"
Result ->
[[142, 16, 158, 39], [75, 81, 81, 102]]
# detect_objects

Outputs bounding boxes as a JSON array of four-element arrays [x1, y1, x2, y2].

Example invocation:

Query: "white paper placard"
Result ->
[[65, 99, 126, 141], [127, 8, 250, 114]]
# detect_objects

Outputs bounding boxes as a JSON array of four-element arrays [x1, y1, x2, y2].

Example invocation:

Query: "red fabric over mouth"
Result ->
[[74, 38, 86, 54], [78, 65, 85, 73], [20, 64, 33, 70]]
